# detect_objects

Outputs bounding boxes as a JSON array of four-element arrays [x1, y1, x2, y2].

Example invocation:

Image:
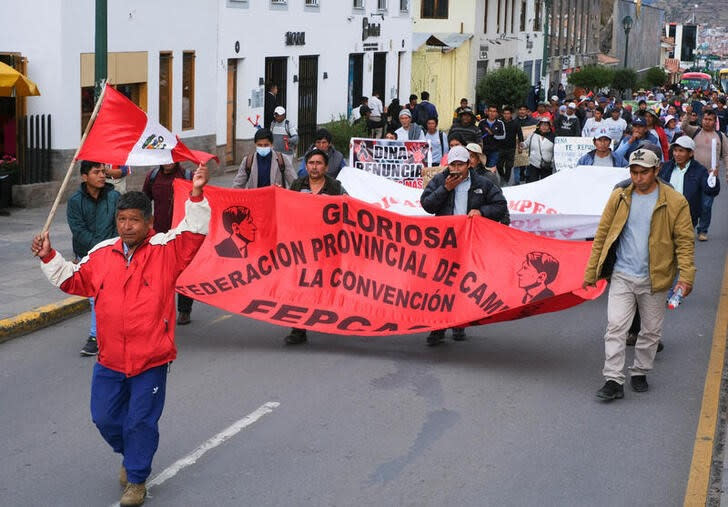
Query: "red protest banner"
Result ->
[[173, 181, 605, 335]]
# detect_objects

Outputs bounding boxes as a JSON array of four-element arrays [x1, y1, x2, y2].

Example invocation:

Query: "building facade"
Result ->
[[1, 0, 413, 205]]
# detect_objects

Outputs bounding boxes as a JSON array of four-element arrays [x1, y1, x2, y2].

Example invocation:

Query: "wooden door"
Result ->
[[226, 59, 237, 166]]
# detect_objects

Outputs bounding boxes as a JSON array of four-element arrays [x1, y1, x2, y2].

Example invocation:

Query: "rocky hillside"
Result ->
[[649, 0, 728, 26]]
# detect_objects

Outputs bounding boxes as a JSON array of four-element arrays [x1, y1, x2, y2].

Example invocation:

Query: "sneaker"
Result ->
[[626, 332, 637, 346], [285, 328, 307, 345], [698, 232, 708, 241], [452, 328, 467, 341], [630, 375, 649, 392], [119, 465, 127, 488], [595, 380, 624, 401], [120, 482, 146, 507], [657, 341, 664, 353], [80, 336, 98, 356], [176, 312, 191, 325], [426, 330, 445, 346]]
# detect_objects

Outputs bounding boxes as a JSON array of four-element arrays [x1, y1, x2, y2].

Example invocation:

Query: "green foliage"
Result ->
[[567, 65, 615, 91], [644, 67, 668, 88], [612, 68, 638, 93], [476, 66, 531, 110], [320, 115, 368, 158]]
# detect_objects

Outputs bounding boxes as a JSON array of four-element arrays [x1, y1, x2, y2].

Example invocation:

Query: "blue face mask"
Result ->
[[256, 146, 271, 157]]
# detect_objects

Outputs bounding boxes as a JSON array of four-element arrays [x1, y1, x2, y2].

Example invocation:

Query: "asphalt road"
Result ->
[[1, 194, 727, 507]]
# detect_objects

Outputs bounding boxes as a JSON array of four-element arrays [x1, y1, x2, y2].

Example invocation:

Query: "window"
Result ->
[[353, 0, 363, 7], [484, 0, 489, 33], [520, 0, 526, 31], [271, 0, 287, 4], [510, 0, 515, 33], [400, 0, 408, 11], [497, 0, 502, 33], [421, 0, 448, 19], [305, 0, 319, 5], [159, 52, 172, 130], [377, 0, 386, 10], [534, 0, 542, 31], [182, 51, 195, 130]]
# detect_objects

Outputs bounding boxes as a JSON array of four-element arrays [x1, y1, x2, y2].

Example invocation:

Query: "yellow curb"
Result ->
[[684, 254, 728, 506], [0, 296, 90, 343]]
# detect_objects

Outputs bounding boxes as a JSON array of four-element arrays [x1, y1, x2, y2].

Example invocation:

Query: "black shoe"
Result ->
[[80, 336, 98, 356], [176, 312, 191, 325], [426, 330, 445, 346], [452, 328, 466, 341], [596, 380, 624, 401], [630, 375, 649, 392], [656, 341, 664, 353], [285, 329, 307, 345], [626, 332, 637, 346]]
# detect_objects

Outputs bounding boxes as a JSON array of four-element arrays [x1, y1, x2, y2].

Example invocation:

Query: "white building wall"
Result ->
[[217, 0, 412, 144]]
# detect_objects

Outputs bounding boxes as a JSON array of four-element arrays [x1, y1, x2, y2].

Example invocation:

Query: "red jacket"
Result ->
[[41, 195, 210, 376]]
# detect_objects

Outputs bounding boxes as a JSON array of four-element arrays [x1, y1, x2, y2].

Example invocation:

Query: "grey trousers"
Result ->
[[602, 272, 668, 384]]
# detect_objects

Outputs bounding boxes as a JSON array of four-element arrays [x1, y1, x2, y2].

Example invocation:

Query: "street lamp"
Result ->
[[622, 15, 633, 68]]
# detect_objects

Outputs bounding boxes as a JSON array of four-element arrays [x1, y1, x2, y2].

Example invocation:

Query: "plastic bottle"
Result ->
[[667, 287, 683, 310]]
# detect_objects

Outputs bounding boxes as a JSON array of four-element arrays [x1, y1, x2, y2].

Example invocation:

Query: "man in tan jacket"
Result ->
[[583, 149, 695, 401]]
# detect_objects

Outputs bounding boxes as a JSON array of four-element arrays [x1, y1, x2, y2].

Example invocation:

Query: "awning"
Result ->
[[413, 33, 473, 51], [0, 62, 40, 97]]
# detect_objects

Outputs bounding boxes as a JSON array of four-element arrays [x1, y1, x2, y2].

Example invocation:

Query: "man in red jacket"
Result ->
[[32, 164, 210, 507]]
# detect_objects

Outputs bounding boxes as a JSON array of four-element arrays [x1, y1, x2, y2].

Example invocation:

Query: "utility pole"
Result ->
[[94, 0, 107, 100], [541, 0, 552, 79]]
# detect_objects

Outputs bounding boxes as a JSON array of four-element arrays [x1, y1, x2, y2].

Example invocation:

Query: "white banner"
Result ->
[[337, 166, 630, 239], [553, 136, 594, 172]]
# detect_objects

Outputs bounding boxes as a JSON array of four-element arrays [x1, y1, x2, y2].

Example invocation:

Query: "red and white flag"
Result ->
[[77, 84, 217, 166]]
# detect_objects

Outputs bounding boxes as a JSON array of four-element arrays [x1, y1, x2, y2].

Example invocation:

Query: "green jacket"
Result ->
[[67, 183, 120, 258], [583, 179, 695, 292]]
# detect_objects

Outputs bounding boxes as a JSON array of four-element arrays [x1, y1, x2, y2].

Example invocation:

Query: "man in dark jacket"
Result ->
[[264, 82, 278, 130], [420, 145, 509, 345], [554, 102, 582, 137], [286, 148, 347, 345], [297, 128, 346, 178], [478, 105, 507, 167], [448, 107, 481, 145], [497, 106, 524, 185], [67, 160, 120, 356], [658, 136, 720, 226]]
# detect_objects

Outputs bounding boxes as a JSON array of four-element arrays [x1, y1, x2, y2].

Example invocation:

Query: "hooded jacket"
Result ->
[[66, 182, 120, 258]]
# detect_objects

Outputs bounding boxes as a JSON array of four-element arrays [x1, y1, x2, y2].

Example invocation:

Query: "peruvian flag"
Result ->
[[77, 84, 217, 166]]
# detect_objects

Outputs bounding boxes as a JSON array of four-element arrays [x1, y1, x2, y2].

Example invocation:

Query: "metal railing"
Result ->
[[18, 114, 52, 184]]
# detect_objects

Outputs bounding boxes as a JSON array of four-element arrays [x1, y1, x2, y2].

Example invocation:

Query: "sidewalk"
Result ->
[[0, 170, 238, 342]]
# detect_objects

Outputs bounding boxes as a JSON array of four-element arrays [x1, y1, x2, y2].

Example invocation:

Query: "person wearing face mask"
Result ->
[[232, 128, 297, 189]]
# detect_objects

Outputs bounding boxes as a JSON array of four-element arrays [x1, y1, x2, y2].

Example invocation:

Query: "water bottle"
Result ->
[[667, 287, 683, 310]]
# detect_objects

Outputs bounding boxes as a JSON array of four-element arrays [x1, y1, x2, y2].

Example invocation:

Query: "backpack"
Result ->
[[244, 151, 287, 189], [149, 166, 193, 183]]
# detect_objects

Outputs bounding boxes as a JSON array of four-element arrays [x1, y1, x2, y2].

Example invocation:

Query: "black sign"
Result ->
[[285, 32, 306, 46], [362, 17, 381, 41]]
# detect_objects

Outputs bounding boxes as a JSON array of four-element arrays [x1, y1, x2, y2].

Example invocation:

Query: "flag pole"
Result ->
[[40, 81, 108, 234]]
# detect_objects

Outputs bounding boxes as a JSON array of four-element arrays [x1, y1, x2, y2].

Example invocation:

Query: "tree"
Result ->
[[567, 65, 615, 91], [612, 68, 638, 95], [643, 66, 668, 88], [476, 67, 531, 110]]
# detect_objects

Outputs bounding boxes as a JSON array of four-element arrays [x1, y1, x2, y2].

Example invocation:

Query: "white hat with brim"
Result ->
[[448, 145, 470, 164], [465, 143, 487, 164], [274, 106, 286, 115], [671, 135, 696, 151]]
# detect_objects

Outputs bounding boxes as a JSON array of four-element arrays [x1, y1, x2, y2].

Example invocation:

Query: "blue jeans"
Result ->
[[697, 194, 714, 234], [89, 297, 96, 338], [484, 150, 500, 168], [91, 362, 169, 484], [513, 166, 527, 185]]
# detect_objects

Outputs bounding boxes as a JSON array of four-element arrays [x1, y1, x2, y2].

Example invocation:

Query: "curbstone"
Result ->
[[0, 296, 90, 343]]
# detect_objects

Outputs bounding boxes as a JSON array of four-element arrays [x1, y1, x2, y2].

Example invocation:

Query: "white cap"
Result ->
[[537, 116, 551, 124], [447, 145, 470, 163], [671, 135, 696, 151], [594, 128, 611, 140], [274, 106, 286, 115], [551, 95, 559, 101], [663, 115, 676, 125], [567, 102, 577, 109], [465, 142, 483, 154]]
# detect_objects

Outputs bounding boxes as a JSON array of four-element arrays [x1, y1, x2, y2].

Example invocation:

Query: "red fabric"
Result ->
[[654, 125, 670, 161], [78, 84, 217, 166], [41, 250, 56, 263], [173, 182, 606, 335], [57, 228, 205, 376]]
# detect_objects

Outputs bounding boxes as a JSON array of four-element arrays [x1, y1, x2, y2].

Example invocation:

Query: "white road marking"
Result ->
[[109, 401, 279, 506]]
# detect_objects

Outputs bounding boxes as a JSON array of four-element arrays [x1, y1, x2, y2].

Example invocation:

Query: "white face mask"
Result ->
[[256, 146, 271, 157]]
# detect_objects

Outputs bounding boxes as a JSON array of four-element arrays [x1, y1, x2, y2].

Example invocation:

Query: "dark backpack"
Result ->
[[149, 166, 193, 183], [244, 151, 287, 189]]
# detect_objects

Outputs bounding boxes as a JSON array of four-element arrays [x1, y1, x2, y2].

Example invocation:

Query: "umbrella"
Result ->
[[0, 62, 40, 97]]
